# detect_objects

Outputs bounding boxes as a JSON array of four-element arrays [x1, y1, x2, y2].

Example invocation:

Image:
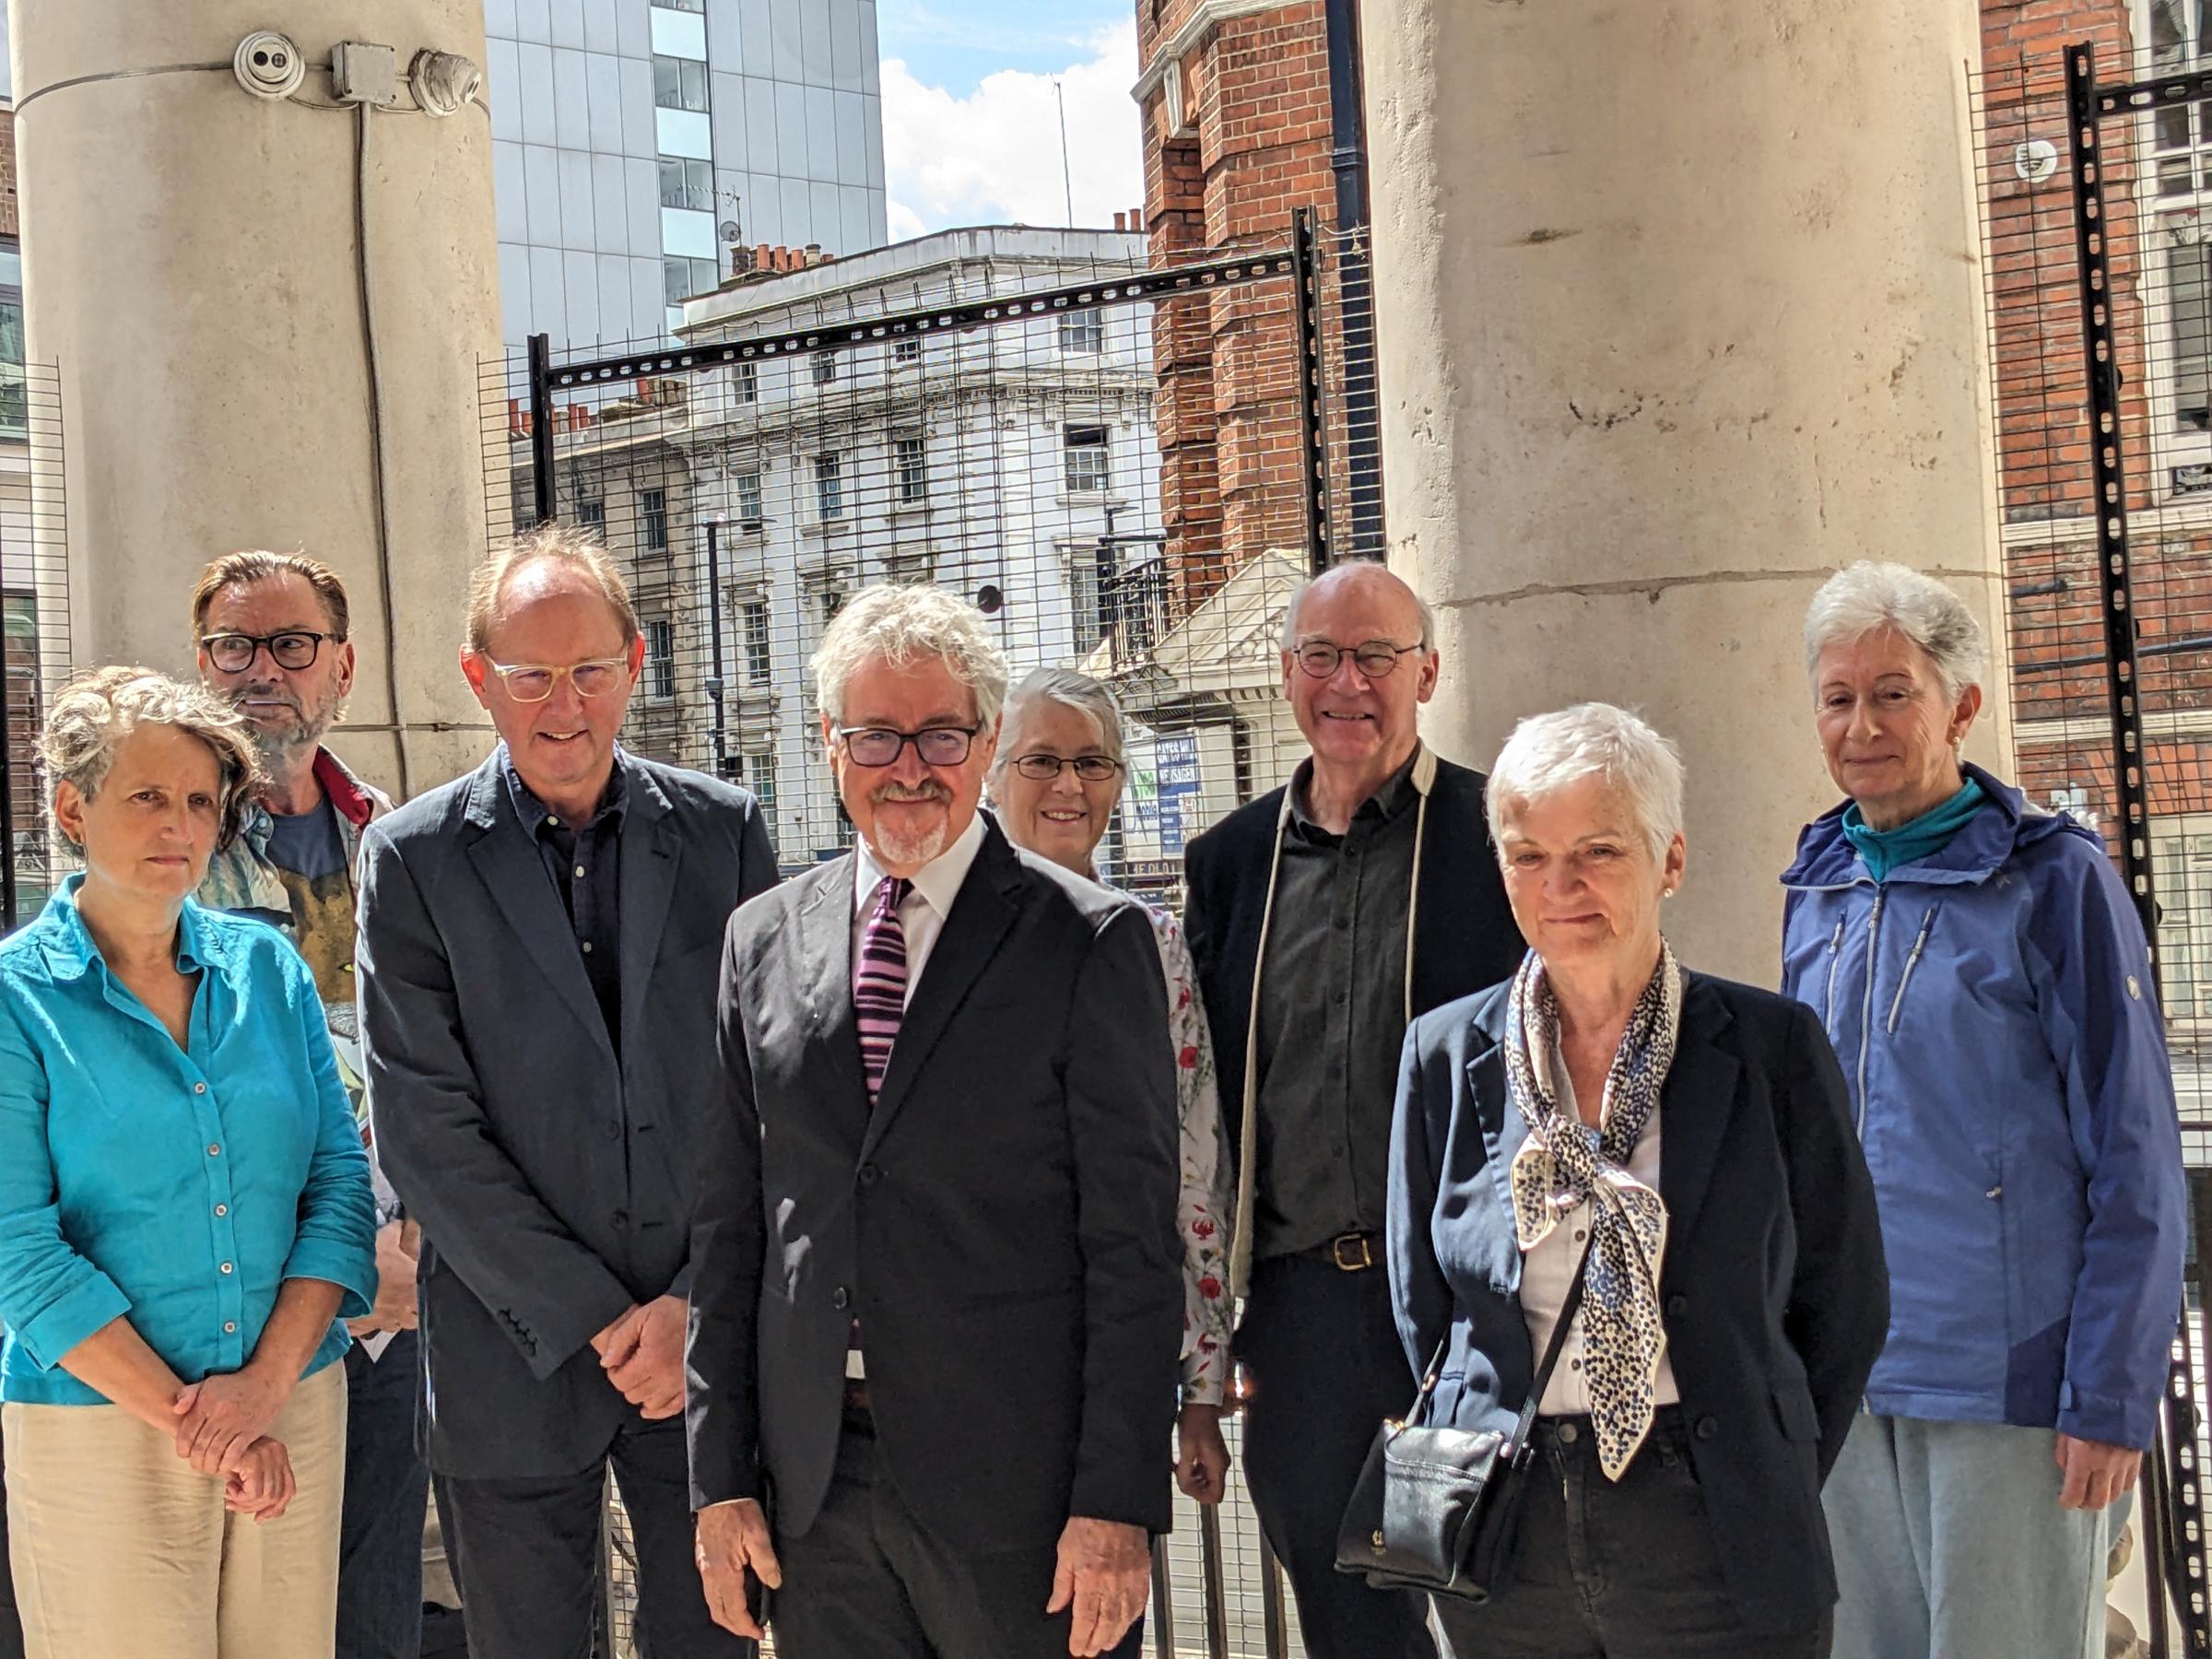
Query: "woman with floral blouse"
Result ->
[[989, 666, 1237, 1503]]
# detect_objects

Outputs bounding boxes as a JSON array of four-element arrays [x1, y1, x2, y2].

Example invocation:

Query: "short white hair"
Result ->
[[1487, 702, 1686, 864], [993, 666, 1125, 771], [1279, 560, 1436, 651], [1802, 561, 1986, 701], [810, 584, 1010, 727]]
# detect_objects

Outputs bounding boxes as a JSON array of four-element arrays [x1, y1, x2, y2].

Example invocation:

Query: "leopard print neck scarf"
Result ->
[[1504, 941, 1681, 1480]]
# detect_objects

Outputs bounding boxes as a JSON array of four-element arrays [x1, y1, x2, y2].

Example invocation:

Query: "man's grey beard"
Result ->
[[233, 692, 342, 769]]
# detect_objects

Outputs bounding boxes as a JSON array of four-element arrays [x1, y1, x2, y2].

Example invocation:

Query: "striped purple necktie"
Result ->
[[854, 875, 912, 1103]]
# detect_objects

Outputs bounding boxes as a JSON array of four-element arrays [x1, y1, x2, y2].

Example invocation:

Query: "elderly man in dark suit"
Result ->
[[687, 583, 1182, 1659], [357, 523, 777, 1658]]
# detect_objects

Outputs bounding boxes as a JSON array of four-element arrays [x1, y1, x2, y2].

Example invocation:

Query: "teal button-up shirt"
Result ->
[[0, 877, 377, 1406]]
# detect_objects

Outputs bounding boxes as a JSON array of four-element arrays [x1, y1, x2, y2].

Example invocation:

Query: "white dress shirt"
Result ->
[[850, 811, 986, 1005], [1519, 1055, 1681, 1418]]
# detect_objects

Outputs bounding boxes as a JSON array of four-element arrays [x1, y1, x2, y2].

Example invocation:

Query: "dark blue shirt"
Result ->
[[502, 746, 629, 1054]]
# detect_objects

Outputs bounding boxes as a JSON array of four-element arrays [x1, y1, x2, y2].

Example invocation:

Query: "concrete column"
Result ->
[[1361, 0, 2010, 982], [11, 1, 502, 794]]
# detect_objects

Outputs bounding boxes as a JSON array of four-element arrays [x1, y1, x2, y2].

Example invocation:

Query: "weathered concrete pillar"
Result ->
[[11, 1, 502, 794], [1362, 0, 2009, 982]]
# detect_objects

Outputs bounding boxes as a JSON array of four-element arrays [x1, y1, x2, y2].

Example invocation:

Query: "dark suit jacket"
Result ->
[[685, 817, 1182, 1550], [1388, 971, 1888, 1635], [1182, 750, 1524, 1161], [357, 749, 777, 1477]]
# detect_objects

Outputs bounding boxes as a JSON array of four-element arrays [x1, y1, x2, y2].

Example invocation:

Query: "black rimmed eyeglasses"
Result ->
[[200, 630, 343, 674], [1292, 639, 1425, 679], [836, 724, 982, 768]]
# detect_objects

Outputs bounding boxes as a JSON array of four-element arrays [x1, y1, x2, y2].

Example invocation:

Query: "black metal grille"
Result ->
[[1, 360, 71, 934]]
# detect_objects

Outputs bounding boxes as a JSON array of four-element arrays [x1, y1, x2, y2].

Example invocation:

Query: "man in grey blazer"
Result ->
[[687, 584, 1182, 1659], [358, 524, 777, 1658]]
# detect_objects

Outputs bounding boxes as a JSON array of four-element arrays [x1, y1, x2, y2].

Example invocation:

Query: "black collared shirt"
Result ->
[[1250, 753, 1422, 1259], [503, 747, 629, 1055]]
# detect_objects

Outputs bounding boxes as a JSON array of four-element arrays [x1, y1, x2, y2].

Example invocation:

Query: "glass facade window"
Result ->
[[645, 618, 676, 698], [1059, 308, 1104, 354], [894, 337, 921, 364], [735, 468, 764, 524], [0, 243, 24, 441], [742, 601, 771, 684], [811, 350, 837, 386], [735, 361, 759, 404], [577, 499, 606, 529], [664, 254, 716, 308], [641, 488, 670, 550], [659, 157, 714, 212], [895, 435, 928, 503], [1065, 425, 1110, 493], [815, 454, 844, 521], [653, 0, 704, 12], [653, 56, 709, 112]]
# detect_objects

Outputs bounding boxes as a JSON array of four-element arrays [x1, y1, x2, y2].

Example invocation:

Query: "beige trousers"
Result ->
[[4, 1360, 347, 1659]]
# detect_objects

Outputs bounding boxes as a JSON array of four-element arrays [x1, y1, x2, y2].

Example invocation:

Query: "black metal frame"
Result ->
[[529, 247, 1295, 400], [1292, 206, 1331, 577], [2067, 41, 2209, 1657]]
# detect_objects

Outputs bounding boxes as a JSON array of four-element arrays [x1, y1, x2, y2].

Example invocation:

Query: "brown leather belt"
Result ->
[[1295, 1231, 1379, 1272]]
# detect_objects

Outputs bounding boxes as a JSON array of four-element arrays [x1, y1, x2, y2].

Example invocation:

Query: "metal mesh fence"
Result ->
[[2, 361, 70, 933], [486, 222, 1384, 1657], [1974, 29, 2212, 1646], [482, 234, 1322, 910]]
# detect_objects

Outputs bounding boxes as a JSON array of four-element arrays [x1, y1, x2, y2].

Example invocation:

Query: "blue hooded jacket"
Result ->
[[1779, 765, 2185, 1449]]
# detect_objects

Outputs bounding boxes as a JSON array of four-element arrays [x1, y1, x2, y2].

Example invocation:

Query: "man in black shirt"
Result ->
[[358, 524, 777, 1657], [1183, 561, 1523, 1659]]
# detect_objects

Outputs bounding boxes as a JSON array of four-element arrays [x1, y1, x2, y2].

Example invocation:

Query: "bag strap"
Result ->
[[1404, 1230, 1598, 1447], [1508, 1231, 1597, 1459]]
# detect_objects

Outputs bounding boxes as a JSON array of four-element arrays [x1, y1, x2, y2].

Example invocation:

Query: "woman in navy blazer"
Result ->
[[1386, 704, 1888, 1656]]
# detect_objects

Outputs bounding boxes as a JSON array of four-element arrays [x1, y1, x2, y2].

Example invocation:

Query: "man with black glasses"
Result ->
[[688, 583, 1181, 1658], [192, 551, 422, 1659], [1182, 559, 1522, 1659], [357, 524, 776, 1657]]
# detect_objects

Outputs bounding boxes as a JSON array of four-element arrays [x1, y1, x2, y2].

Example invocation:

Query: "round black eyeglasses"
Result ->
[[1293, 640, 1424, 679], [201, 630, 342, 673]]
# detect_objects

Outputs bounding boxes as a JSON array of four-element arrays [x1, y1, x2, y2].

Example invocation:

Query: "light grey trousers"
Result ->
[[1825, 1414, 2112, 1659]]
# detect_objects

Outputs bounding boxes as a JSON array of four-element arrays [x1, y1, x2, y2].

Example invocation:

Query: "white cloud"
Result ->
[[882, 22, 1146, 239]]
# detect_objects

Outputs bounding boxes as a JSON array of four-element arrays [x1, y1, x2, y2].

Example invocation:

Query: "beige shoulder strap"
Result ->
[[1228, 746, 1435, 1298]]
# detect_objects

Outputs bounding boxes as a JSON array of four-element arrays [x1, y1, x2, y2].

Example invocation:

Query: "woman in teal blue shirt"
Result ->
[[0, 667, 377, 1659]]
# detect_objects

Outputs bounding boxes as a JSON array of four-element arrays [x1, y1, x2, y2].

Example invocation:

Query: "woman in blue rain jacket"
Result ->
[[1780, 561, 2185, 1659]]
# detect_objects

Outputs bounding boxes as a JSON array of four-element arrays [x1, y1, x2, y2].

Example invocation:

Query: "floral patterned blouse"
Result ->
[[1143, 902, 1235, 1406]]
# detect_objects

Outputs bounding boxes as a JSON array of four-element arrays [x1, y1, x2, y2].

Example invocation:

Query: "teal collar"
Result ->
[[1841, 775, 1988, 883]]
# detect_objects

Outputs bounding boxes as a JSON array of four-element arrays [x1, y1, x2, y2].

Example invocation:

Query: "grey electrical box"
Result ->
[[331, 41, 398, 105]]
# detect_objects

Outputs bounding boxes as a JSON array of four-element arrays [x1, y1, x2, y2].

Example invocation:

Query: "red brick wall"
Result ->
[[1140, 1, 1335, 616]]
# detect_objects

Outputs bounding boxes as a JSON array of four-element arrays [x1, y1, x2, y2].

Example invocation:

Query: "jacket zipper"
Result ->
[[1821, 920, 1844, 1019], [1885, 907, 1937, 1035], [1853, 891, 1886, 1139]]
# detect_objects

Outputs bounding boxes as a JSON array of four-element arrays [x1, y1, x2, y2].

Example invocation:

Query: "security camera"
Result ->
[[233, 31, 306, 100]]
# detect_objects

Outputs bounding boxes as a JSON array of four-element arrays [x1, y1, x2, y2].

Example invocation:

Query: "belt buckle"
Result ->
[[1329, 1232, 1374, 1272]]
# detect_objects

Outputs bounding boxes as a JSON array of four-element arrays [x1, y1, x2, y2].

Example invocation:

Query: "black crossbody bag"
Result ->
[[1335, 1237, 1594, 1604]]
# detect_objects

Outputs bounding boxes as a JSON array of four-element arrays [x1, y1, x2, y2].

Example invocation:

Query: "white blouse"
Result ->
[[1517, 1056, 1681, 1418]]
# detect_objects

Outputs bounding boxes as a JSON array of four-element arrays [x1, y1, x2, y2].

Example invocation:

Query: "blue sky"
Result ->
[[876, 1, 1146, 238], [878, 0, 1135, 99]]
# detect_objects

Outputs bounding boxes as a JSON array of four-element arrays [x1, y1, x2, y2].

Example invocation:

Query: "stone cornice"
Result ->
[[1131, 0, 1290, 105]]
